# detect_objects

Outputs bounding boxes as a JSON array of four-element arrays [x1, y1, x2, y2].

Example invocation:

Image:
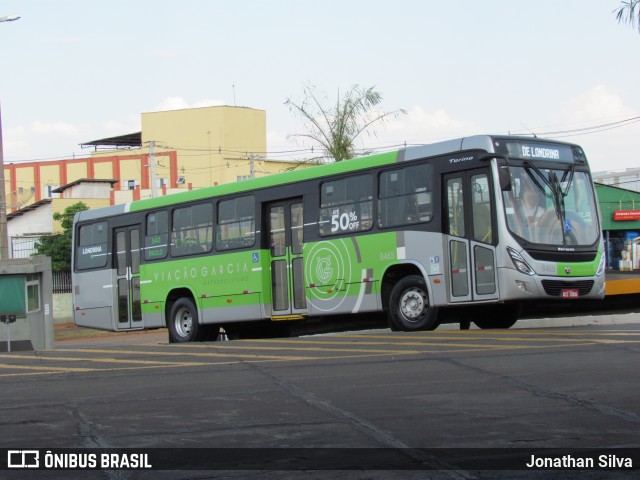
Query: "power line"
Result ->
[[510, 116, 640, 138], [4, 115, 640, 165]]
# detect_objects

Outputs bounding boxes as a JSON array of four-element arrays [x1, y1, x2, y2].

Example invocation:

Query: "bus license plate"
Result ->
[[561, 289, 579, 299]]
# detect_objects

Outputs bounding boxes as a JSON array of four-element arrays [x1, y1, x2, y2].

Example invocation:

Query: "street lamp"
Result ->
[[0, 14, 20, 259], [0, 105, 10, 259]]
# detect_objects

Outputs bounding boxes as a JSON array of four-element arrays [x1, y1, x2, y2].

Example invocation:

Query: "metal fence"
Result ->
[[11, 236, 40, 259], [9, 237, 72, 293], [10, 237, 72, 293], [53, 270, 72, 294]]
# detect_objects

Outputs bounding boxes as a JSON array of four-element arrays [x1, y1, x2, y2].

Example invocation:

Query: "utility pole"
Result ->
[[149, 140, 158, 198], [1, 14, 21, 259], [0, 104, 9, 259], [246, 152, 263, 179]]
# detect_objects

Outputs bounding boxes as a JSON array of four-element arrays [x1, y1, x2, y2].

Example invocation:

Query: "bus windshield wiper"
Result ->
[[560, 164, 576, 197], [549, 171, 565, 218], [523, 162, 549, 194], [525, 162, 572, 244]]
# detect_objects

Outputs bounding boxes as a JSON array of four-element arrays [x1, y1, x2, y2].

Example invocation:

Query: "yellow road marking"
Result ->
[[3, 325, 637, 380], [27, 349, 326, 362], [55, 339, 591, 356], [0, 364, 96, 372], [331, 333, 640, 343], [0, 371, 70, 378], [151, 344, 426, 354], [0, 338, 618, 379], [0, 352, 413, 377], [157, 337, 578, 348], [220, 336, 604, 346], [0, 363, 235, 377], [0, 355, 210, 367]]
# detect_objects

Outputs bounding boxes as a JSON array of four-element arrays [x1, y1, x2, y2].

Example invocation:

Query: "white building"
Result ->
[[593, 168, 640, 193]]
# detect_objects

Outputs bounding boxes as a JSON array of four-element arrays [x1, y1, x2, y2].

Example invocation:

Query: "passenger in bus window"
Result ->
[[522, 181, 545, 225]]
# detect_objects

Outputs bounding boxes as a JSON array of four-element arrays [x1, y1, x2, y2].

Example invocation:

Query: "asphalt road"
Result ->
[[1, 308, 640, 480]]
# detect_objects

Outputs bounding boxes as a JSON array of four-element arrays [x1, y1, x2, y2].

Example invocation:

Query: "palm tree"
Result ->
[[614, 0, 640, 32], [285, 84, 405, 162]]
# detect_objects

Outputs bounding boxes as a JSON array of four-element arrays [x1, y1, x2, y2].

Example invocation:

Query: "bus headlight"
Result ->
[[507, 247, 535, 276], [596, 252, 606, 277]]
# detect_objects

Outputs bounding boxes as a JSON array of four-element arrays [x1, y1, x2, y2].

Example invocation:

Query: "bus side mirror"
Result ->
[[479, 153, 512, 191]]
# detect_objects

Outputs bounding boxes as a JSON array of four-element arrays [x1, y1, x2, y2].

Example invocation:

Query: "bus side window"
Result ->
[[447, 178, 465, 237], [216, 195, 256, 250], [291, 203, 304, 255], [379, 164, 432, 228], [192, 203, 214, 252], [319, 174, 373, 236], [145, 211, 169, 261], [269, 206, 286, 256], [171, 203, 213, 256], [77, 222, 108, 270], [471, 174, 493, 244]]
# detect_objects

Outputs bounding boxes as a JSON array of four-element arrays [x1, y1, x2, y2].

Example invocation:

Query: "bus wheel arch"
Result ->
[[166, 288, 204, 342], [382, 265, 439, 331]]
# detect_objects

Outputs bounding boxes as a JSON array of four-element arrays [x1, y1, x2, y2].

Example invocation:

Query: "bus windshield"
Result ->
[[503, 166, 599, 246]]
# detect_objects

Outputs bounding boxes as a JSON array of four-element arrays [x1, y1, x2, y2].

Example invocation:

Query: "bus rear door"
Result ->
[[266, 198, 307, 318], [114, 225, 143, 329], [444, 169, 499, 303]]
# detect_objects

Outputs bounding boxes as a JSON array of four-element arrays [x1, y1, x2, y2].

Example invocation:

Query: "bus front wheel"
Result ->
[[168, 298, 203, 342], [388, 275, 439, 331]]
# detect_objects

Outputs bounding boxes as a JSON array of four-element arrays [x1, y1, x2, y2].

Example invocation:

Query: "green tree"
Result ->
[[285, 84, 405, 162], [34, 201, 89, 271], [614, 0, 640, 32]]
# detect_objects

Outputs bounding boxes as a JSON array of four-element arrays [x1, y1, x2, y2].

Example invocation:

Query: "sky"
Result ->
[[0, 0, 639, 174]]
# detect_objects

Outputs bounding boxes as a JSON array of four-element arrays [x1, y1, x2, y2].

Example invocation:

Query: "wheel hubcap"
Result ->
[[174, 307, 193, 337], [400, 288, 427, 322]]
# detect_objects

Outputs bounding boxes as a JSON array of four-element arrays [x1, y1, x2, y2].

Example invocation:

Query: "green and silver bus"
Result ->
[[71, 135, 605, 341]]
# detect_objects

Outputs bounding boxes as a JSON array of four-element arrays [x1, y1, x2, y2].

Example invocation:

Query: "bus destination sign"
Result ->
[[498, 140, 576, 163]]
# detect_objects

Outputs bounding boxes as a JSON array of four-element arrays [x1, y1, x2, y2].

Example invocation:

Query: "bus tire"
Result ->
[[388, 275, 439, 331], [473, 304, 521, 329], [168, 298, 203, 342]]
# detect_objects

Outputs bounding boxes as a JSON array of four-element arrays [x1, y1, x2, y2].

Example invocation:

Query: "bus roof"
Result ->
[[126, 134, 505, 213]]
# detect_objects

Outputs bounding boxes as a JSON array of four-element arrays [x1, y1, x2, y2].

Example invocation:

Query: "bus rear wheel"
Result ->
[[388, 275, 439, 331], [168, 298, 203, 342]]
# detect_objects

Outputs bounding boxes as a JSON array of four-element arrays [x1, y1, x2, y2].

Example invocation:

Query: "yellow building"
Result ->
[[3, 106, 296, 213]]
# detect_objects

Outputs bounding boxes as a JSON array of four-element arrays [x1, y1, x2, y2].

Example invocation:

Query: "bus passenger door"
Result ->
[[266, 198, 307, 318], [114, 225, 143, 329], [444, 169, 499, 303]]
